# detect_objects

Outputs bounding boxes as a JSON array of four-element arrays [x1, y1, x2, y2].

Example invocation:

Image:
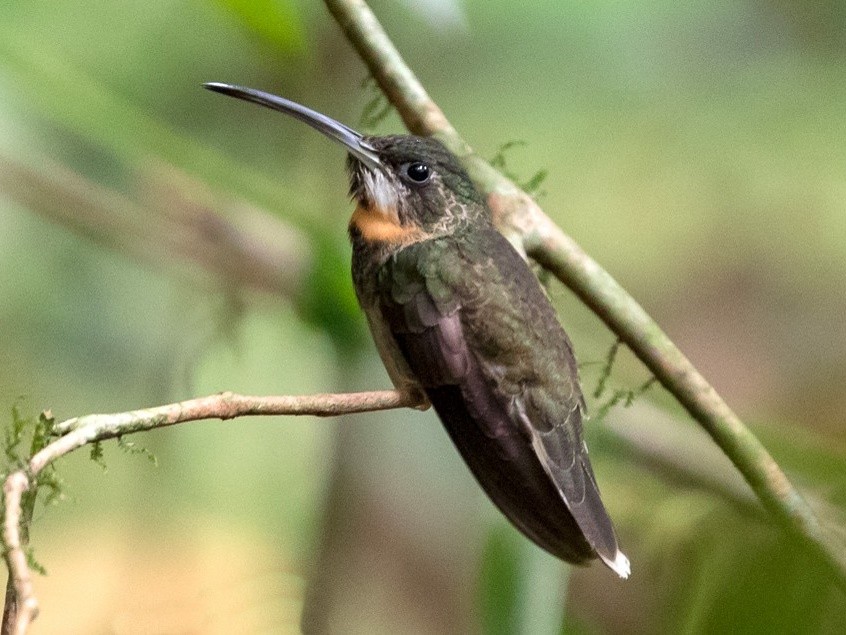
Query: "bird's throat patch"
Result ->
[[350, 204, 424, 244]]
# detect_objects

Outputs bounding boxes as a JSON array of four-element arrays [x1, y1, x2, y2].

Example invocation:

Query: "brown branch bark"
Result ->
[[1, 389, 422, 634]]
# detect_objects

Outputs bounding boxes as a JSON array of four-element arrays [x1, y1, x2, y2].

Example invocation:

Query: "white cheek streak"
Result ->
[[363, 170, 400, 216]]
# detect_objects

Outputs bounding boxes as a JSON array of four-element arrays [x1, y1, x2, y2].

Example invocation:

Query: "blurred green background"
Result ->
[[2, 0, 846, 633]]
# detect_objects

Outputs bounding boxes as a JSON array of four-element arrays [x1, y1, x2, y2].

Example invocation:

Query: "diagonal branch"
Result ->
[[1, 389, 421, 635], [323, 0, 846, 584]]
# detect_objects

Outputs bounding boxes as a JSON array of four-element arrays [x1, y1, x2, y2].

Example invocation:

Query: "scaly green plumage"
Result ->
[[355, 221, 621, 567]]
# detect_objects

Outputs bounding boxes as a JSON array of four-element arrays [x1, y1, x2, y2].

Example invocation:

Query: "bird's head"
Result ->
[[205, 83, 486, 246]]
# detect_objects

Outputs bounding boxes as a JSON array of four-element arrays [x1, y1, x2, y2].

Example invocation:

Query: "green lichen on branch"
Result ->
[[594, 377, 657, 424], [593, 338, 622, 400], [359, 75, 393, 132], [3, 404, 27, 467], [590, 338, 656, 423], [2, 407, 62, 507], [489, 141, 548, 199], [89, 440, 107, 471], [117, 436, 158, 467], [25, 548, 46, 576], [89, 435, 159, 471], [2, 406, 63, 576]]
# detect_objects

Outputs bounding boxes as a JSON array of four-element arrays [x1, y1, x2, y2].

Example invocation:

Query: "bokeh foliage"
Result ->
[[1, 1, 846, 633]]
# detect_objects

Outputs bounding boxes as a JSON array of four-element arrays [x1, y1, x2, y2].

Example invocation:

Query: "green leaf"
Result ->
[[479, 525, 523, 635], [296, 231, 368, 355], [678, 519, 845, 633]]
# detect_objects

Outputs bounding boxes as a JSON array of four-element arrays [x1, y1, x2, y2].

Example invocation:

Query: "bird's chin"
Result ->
[[360, 169, 399, 214]]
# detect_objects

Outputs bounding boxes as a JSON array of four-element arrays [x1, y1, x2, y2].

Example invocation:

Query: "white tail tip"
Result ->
[[601, 550, 631, 579]]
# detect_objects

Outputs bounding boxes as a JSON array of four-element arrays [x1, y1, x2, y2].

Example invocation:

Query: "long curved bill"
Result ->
[[204, 82, 382, 172]]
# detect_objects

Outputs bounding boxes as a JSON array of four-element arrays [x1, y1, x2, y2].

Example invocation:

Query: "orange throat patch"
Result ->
[[349, 204, 425, 245]]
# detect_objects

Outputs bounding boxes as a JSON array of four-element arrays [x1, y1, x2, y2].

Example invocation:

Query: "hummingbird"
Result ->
[[205, 82, 630, 578]]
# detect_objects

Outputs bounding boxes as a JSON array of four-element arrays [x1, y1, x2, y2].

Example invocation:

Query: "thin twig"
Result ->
[[0, 157, 310, 299], [323, 0, 846, 583], [1, 389, 422, 634]]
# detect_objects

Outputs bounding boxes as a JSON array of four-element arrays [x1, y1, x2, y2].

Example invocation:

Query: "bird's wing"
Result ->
[[514, 382, 629, 576], [378, 230, 628, 576]]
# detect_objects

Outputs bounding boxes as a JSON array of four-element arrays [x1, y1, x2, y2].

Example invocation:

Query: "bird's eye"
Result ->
[[404, 162, 431, 183]]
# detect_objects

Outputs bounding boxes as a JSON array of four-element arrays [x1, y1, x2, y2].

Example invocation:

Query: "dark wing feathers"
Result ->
[[518, 397, 621, 561], [378, 230, 627, 573], [384, 289, 467, 386]]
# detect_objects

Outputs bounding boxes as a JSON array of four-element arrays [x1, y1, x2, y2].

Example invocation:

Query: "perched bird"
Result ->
[[205, 83, 630, 578]]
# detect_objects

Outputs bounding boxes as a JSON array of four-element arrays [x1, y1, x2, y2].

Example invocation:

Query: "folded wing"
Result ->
[[378, 230, 629, 577]]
